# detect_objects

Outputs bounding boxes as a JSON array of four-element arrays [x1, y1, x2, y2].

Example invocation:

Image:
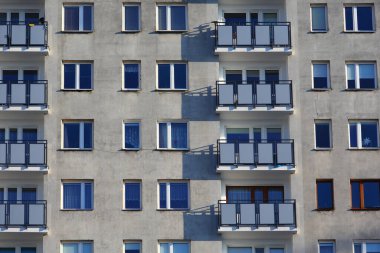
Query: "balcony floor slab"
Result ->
[[216, 107, 293, 113], [215, 47, 292, 55], [0, 47, 49, 55], [217, 165, 295, 174], [0, 166, 48, 173], [0, 227, 47, 234], [218, 226, 297, 233], [0, 106, 48, 113]]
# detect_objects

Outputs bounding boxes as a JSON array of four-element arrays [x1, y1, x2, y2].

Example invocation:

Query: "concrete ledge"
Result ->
[[215, 47, 292, 54], [0, 166, 48, 173], [0, 227, 48, 234], [216, 165, 295, 174], [218, 226, 297, 233], [0, 106, 48, 112], [0, 47, 49, 55], [216, 107, 294, 113]]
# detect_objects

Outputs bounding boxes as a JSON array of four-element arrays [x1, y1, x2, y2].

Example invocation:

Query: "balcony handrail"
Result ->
[[0, 200, 47, 228], [0, 139, 47, 143], [0, 80, 48, 107], [0, 140, 47, 167], [214, 21, 291, 26], [0, 21, 48, 48], [218, 199, 296, 204]]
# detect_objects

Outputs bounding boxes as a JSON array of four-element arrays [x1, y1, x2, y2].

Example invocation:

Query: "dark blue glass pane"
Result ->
[[315, 123, 331, 148], [159, 123, 168, 148], [22, 188, 37, 202], [125, 123, 140, 149], [354, 244, 362, 253], [359, 64, 376, 89], [158, 64, 171, 89], [0, 248, 16, 253], [9, 129, 17, 141], [363, 182, 380, 208], [0, 189, 3, 203], [268, 188, 284, 202], [253, 129, 261, 142], [226, 129, 249, 143], [360, 78, 375, 89], [23, 70, 38, 82], [226, 72, 242, 83], [159, 183, 167, 208], [64, 6, 79, 31], [64, 123, 80, 148], [319, 245, 334, 253], [171, 6, 186, 30], [314, 77, 328, 89], [255, 249, 264, 253], [23, 129, 38, 141], [2, 70, 18, 83], [317, 181, 333, 209], [125, 6, 139, 30], [171, 123, 187, 149], [158, 6, 167, 30], [345, 7, 353, 30], [267, 128, 281, 142], [125, 183, 141, 209], [224, 13, 246, 25], [83, 122, 93, 149], [351, 182, 361, 208], [265, 71, 279, 83], [0, 129, 5, 141], [170, 183, 188, 209], [64, 64, 76, 89], [174, 64, 187, 89], [357, 7, 373, 31], [125, 243, 141, 253], [25, 13, 39, 24], [124, 64, 139, 89], [250, 13, 258, 24], [63, 183, 81, 209], [7, 188, 17, 202], [227, 187, 251, 203], [79, 64, 92, 89], [350, 124, 358, 147], [247, 70, 260, 84], [21, 248, 36, 253], [361, 123, 378, 148], [84, 183, 92, 209], [83, 6, 93, 31]]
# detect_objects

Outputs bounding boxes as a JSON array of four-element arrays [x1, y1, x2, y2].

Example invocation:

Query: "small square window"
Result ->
[[318, 241, 335, 253], [124, 122, 140, 149], [346, 63, 377, 90], [311, 5, 328, 32], [125, 242, 142, 253], [124, 181, 141, 210], [157, 63, 187, 90], [159, 242, 189, 253], [351, 180, 380, 210], [349, 121, 379, 149], [64, 5, 93, 32], [315, 120, 332, 149], [316, 180, 334, 210], [312, 63, 330, 89], [157, 5, 187, 31], [62, 182, 93, 210], [124, 5, 140, 31], [63, 63, 93, 90], [158, 122, 188, 150], [159, 181, 189, 210], [62, 241, 93, 253], [62, 121, 93, 149], [345, 5, 375, 32]]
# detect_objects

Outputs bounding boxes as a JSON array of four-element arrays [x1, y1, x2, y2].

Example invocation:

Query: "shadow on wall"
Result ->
[[182, 144, 218, 180], [181, 86, 218, 121]]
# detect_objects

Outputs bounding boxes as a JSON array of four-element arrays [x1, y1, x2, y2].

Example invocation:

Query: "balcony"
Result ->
[[0, 140, 47, 172], [217, 139, 295, 172], [214, 22, 291, 54], [0, 22, 48, 53], [0, 80, 48, 111], [218, 200, 297, 233], [0, 200, 47, 233], [216, 81, 293, 112]]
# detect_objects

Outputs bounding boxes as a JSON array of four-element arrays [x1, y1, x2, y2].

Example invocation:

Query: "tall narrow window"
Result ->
[[64, 5, 93, 31], [346, 63, 377, 89], [316, 180, 334, 210], [159, 181, 189, 210], [124, 4, 140, 31], [62, 242, 93, 253], [351, 180, 380, 210], [312, 63, 330, 89], [157, 63, 187, 90], [349, 121, 379, 149], [345, 5, 374, 32], [157, 5, 187, 31], [124, 181, 141, 210], [158, 122, 188, 150], [124, 122, 140, 149], [63, 121, 93, 149], [63, 63, 93, 90], [315, 120, 332, 149], [62, 181, 93, 210], [124, 63, 140, 90], [311, 5, 328, 31]]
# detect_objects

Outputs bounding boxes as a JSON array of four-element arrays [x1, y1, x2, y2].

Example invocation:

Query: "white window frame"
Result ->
[[310, 4, 328, 32], [61, 120, 93, 150], [222, 68, 282, 82], [61, 181, 93, 210], [62, 62, 93, 90], [61, 241, 93, 253], [158, 181, 190, 210], [348, 120, 379, 149], [156, 63, 188, 90], [123, 180, 142, 210], [156, 5, 187, 31], [345, 62, 377, 90], [122, 61, 141, 91], [122, 4, 141, 32], [0, 10, 42, 22], [220, 10, 279, 23], [156, 122, 189, 150], [314, 120, 332, 150], [318, 241, 335, 253], [312, 62, 330, 89], [123, 120, 141, 150], [62, 4, 94, 32], [158, 241, 190, 253], [353, 240, 380, 253], [344, 5, 375, 32], [0, 186, 39, 201]]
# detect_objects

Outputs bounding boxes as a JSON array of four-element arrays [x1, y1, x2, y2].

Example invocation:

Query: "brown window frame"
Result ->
[[350, 179, 380, 210], [316, 179, 334, 211], [226, 186, 284, 203]]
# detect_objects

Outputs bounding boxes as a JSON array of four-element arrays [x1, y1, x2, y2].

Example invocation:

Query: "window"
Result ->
[[318, 241, 335, 253], [316, 180, 334, 210], [227, 248, 251, 253], [159, 181, 189, 210], [226, 186, 284, 203], [124, 181, 141, 210], [123, 63, 140, 90], [157, 5, 187, 31], [62, 242, 93, 253], [345, 5, 374, 32], [159, 242, 189, 253], [0, 249, 15, 253], [351, 180, 380, 210], [63, 5, 93, 31], [124, 4, 140, 31], [349, 121, 379, 149], [21, 248, 36, 253], [63, 121, 93, 149], [63, 63, 93, 90], [125, 242, 142, 253], [354, 241, 380, 253], [158, 122, 188, 150], [346, 63, 377, 89], [62, 181, 93, 210], [270, 249, 285, 253], [124, 122, 140, 150], [315, 120, 332, 149], [311, 5, 328, 31], [312, 63, 330, 89], [157, 63, 187, 90]]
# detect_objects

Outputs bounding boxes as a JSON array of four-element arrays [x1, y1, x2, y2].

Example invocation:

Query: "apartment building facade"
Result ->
[[0, 0, 379, 252]]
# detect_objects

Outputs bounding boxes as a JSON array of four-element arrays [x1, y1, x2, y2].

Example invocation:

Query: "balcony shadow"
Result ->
[[181, 86, 217, 121], [183, 144, 218, 180]]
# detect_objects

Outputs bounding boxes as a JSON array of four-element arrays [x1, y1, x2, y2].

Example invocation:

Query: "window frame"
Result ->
[[156, 121, 189, 150], [318, 241, 336, 253], [122, 3, 141, 32], [123, 120, 141, 150], [62, 4, 94, 32], [156, 5, 188, 32], [312, 62, 331, 90], [61, 241, 94, 253], [345, 62, 377, 90], [61, 181, 94, 211], [124, 241, 142, 253], [123, 180, 142, 210], [156, 62, 188, 91], [61, 120, 94, 150], [158, 241, 190, 253], [158, 181, 190, 210], [314, 120, 332, 150], [122, 61, 141, 91], [62, 62, 94, 91], [310, 4, 328, 32], [350, 179, 380, 210], [353, 241, 380, 253], [348, 120, 379, 149], [344, 4, 375, 32], [316, 179, 334, 211]]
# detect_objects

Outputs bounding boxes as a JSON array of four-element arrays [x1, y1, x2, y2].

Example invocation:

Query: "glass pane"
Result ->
[[170, 182, 188, 209], [22, 188, 37, 202], [84, 183, 92, 209], [21, 248, 36, 253], [159, 183, 167, 208], [254, 189, 264, 202], [0, 188, 3, 203], [159, 123, 168, 148], [174, 64, 187, 89], [361, 122, 378, 148], [63, 243, 79, 253], [227, 187, 251, 203], [354, 243, 362, 253], [357, 7, 373, 31], [23, 129, 38, 141], [363, 182, 380, 208], [0, 129, 5, 141], [160, 243, 169, 253], [255, 249, 264, 253], [359, 64, 376, 89], [346, 64, 356, 89], [253, 128, 261, 142], [64, 6, 80, 31], [351, 182, 361, 208], [125, 6, 140, 30], [3, 70, 18, 83], [125, 123, 140, 149], [0, 249, 16, 253], [83, 122, 93, 149], [158, 64, 171, 89], [226, 70, 243, 83], [124, 64, 139, 89], [268, 188, 284, 202], [265, 70, 280, 83], [263, 13, 278, 23], [228, 248, 252, 253], [125, 243, 141, 253], [83, 6, 93, 31], [226, 128, 249, 143], [224, 13, 246, 25], [64, 64, 76, 89], [315, 122, 331, 148], [171, 123, 188, 149], [63, 183, 81, 209], [0, 13, 7, 24], [7, 188, 17, 202], [269, 249, 284, 253], [250, 13, 258, 24], [79, 64, 92, 89], [317, 181, 333, 209], [9, 129, 17, 142], [171, 6, 186, 30], [64, 123, 80, 148], [158, 6, 167, 30], [23, 70, 38, 82], [313, 64, 329, 88], [345, 7, 353, 30], [173, 243, 189, 253], [125, 183, 141, 209], [319, 244, 334, 253], [367, 243, 380, 253], [267, 128, 282, 142], [11, 13, 19, 24], [349, 123, 358, 148], [247, 70, 260, 83], [25, 13, 40, 24], [312, 6, 327, 31]]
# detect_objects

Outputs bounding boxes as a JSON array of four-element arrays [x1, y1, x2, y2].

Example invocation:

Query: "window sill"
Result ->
[[313, 148, 333, 151], [344, 88, 377, 92], [350, 208, 380, 211], [61, 30, 94, 34], [311, 88, 331, 92], [60, 209, 94, 211], [347, 148, 380, 151], [121, 148, 141, 151], [157, 208, 190, 211], [58, 149, 93, 151], [60, 89, 93, 92], [315, 208, 334, 211], [119, 89, 141, 92], [155, 30, 188, 33], [155, 89, 188, 92], [343, 31, 376, 34], [309, 30, 329, 33], [155, 148, 189, 152], [122, 208, 142, 211], [121, 30, 141, 33]]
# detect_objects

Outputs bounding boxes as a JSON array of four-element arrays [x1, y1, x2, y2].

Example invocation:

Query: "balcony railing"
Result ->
[[0, 21, 48, 48], [0, 140, 47, 167], [217, 139, 295, 167], [216, 80, 293, 108], [214, 22, 291, 48], [218, 200, 296, 228], [0, 80, 48, 108], [0, 200, 47, 228]]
